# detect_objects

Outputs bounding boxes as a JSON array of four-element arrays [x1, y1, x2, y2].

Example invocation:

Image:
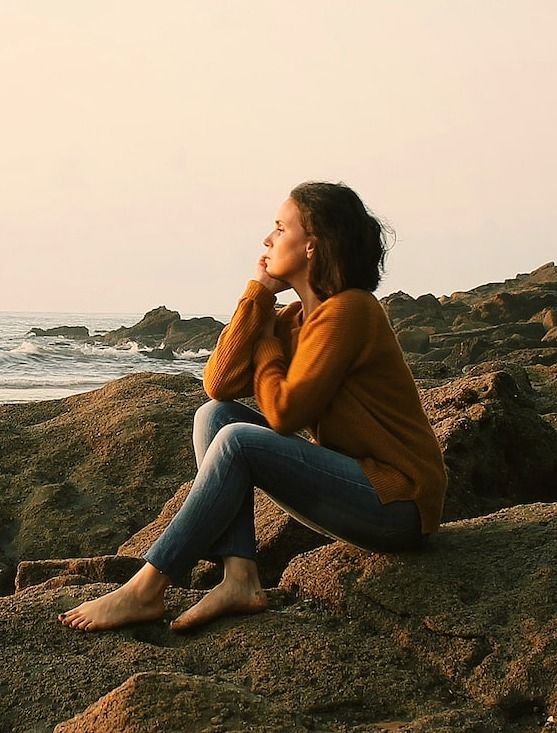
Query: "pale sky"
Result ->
[[1, 1, 556, 315]]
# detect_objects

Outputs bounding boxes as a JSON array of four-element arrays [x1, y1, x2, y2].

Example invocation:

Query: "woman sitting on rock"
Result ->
[[59, 181, 447, 632]]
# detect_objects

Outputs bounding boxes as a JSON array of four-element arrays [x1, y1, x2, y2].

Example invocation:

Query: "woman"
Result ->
[[58, 181, 447, 633]]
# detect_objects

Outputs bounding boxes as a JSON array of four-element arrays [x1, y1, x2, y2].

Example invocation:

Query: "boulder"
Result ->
[[29, 326, 90, 339], [422, 370, 557, 521], [380, 291, 418, 324], [479, 347, 557, 367], [524, 363, 557, 416], [163, 316, 224, 352], [542, 326, 557, 344], [0, 372, 205, 591], [396, 328, 430, 354], [15, 555, 144, 593], [53, 672, 305, 733], [280, 503, 557, 729], [142, 345, 175, 360], [1, 505, 556, 733], [100, 306, 181, 347], [468, 290, 557, 325], [445, 262, 557, 307]]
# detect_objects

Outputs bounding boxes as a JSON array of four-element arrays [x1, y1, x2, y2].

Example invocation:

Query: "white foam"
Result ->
[[176, 348, 213, 358], [9, 341, 45, 355]]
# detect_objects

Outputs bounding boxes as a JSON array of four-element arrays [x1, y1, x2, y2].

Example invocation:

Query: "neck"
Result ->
[[291, 277, 321, 323]]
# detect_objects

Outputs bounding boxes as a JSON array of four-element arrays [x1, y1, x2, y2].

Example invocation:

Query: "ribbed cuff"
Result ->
[[243, 280, 277, 312]]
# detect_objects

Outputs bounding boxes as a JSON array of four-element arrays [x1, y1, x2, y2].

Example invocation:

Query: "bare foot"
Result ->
[[58, 585, 165, 632], [170, 581, 268, 632]]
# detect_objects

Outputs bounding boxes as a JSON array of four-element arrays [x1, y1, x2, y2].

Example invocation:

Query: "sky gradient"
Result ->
[[2, 1, 556, 315]]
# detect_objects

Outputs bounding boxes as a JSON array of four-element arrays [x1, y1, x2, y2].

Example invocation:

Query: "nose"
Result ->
[[263, 232, 272, 247]]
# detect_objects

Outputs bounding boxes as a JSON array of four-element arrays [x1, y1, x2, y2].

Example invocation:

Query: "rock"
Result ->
[[142, 345, 175, 360], [1, 505, 555, 733], [53, 671, 304, 733], [468, 290, 557, 325], [163, 316, 224, 352], [117, 481, 329, 588], [542, 326, 557, 344], [380, 291, 418, 324], [15, 555, 144, 592], [29, 326, 90, 338], [100, 306, 181, 347], [0, 372, 205, 591], [396, 329, 430, 354], [443, 334, 492, 370], [422, 370, 557, 521], [464, 360, 534, 397], [280, 502, 557, 730], [480, 347, 557, 367], [445, 262, 557, 307], [524, 363, 557, 416], [529, 306, 557, 332]]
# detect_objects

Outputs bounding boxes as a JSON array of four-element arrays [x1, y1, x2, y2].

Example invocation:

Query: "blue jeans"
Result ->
[[144, 400, 425, 584]]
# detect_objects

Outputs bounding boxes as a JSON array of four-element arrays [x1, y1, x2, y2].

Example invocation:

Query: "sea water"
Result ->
[[0, 311, 229, 404]]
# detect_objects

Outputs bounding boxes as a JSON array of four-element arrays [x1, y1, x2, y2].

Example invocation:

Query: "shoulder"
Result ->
[[308, 288, 379, 324]]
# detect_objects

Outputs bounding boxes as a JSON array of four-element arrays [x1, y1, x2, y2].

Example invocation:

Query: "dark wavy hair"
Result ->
[[289, 181, 393, 300]]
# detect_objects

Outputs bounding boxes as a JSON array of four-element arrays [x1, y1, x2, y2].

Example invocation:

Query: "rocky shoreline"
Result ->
[[1, 262, 556, 732], [29, 307, 225, 361]]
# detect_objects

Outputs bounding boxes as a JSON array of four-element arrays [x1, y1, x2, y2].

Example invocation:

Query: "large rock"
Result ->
[[14, 555, 144, 593], [1, 505, 555, 733], [100, 306, 181, 347], [163, 316, 224, 352], [53, 671, 305, 733], [421, 369, 557, 520], [29, 326, 90, 338], [0, 372, 205, 590], [444, 261, 557, 307], [468, 290, 557, 325], [280, 502, 557, 731]]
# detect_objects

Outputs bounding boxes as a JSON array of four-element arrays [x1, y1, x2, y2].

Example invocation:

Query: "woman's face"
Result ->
[[262, 198, 313, 284]]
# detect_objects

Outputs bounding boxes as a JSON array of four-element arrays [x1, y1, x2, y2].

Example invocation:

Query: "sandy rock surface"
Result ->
[[0, 372, 205, 592], [1, 504, 555, 732]]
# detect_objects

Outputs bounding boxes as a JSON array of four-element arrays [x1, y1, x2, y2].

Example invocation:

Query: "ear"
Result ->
[[305, 239, 316, 260]]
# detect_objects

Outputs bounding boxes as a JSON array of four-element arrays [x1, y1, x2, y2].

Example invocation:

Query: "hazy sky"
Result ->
[[1, 1, 556, 315]]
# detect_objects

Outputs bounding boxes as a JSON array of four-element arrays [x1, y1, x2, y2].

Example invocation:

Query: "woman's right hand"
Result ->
[[254, 255, 290, 295]]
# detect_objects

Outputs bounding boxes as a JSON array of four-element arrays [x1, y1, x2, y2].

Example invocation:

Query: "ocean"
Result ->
[[0, 311, 229, 404]]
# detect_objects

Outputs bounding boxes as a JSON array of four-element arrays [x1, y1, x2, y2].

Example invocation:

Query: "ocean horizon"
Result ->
[[0, 309, 230, 405]]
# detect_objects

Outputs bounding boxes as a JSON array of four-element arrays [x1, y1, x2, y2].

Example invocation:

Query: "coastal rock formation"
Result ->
[[1, 504, 555, 732], [280, 502, 557, 731], [383, 261, 557, 370], [0, 372, 205, 593], [421, 369, 557, 520], [29, 325, 90, 338], [163, 316, 224, 352], [2, 261, 557, 732], [100, 306, 181, 347], [28, 306, 225, 356], [99, 307, 224, 353]]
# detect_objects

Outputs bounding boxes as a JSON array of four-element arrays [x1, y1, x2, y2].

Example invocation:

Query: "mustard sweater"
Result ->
[[204, 280, 448, 535]]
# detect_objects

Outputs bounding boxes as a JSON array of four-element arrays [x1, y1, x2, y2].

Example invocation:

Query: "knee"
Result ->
[[210, 422, 262, 453], [194, 399, 230, 434]]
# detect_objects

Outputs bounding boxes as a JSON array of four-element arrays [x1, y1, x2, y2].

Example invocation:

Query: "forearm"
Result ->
[[203, 280, 277, 400]]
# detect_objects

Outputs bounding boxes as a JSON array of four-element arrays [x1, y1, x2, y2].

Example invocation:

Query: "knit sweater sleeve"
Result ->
[[203, 280, 277, 400], [253, 293, 367, 434]]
